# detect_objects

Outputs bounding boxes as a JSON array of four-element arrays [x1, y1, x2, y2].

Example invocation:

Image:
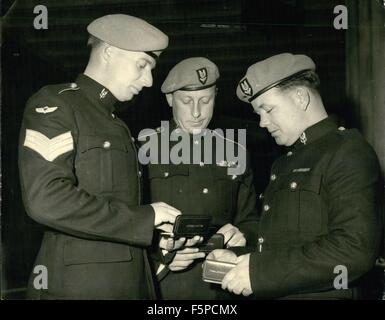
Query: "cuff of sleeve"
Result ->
[[156, 264, 170, 281], [375, 257, 385, 269], [249, 249, 290, 298], [228, 245, 255, 256], [163, 251, 177, 264], [157, 264, 166, 275], [236, 220, 259, 245], [130, 204, 155, 246], [249, 251, 260, 293]]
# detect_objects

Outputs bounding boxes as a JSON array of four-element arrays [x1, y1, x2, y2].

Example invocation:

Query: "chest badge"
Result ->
[[292, 168, 311, 173], [35, 106, 58, 114], [216, 160, 228, 167]]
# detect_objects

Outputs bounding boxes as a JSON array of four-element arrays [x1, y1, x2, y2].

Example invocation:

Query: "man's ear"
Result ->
[[101, 45, 113, 62], [165, 93, 173, 107], [294, 87, 310, 111]]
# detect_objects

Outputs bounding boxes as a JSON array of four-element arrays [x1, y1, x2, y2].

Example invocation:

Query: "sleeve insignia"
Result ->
[[23, 129, 74, 162]]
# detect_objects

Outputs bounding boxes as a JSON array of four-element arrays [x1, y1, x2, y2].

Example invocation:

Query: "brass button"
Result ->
[[258, 237, 264, 252], [287, 151, 293, 156], [111, 113, 116, 119], [164, 172, 169, 178], [270, 174, 277, 181], [290, 182, 298, 190], [203, 188, 209, 194], [263, 204, 270, 212], [138, 171, 142, 178], [103, 141, 111, 149], [259, 193, 264, 200], [131, 137, 135, 142], [70, 83, 77, 88], [199, 162, 204, 167], [232, 175, 237, 180]]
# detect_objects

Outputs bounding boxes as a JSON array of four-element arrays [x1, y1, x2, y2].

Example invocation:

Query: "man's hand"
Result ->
[[159, 235, 204, 251], [168, 248, 206, 271], [222, 253, 252, 296], [216, 223, 246, 247], [151, 202, 181, 232], [206, 249, 238, 263]]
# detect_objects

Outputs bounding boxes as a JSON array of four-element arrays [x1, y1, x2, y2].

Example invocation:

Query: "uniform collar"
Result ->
[[292, 117, 337, 149], [170, 119, 209, 137], [75, 74, 118, 113]]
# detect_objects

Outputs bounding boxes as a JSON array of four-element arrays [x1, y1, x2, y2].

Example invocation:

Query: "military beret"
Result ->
[[161, 57, 220, 93], [236, 53, 316, 103], [87, 14, 168, 58]]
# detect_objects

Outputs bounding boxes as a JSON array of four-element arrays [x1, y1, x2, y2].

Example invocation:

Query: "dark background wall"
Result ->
[[1, 0, 383, 298]]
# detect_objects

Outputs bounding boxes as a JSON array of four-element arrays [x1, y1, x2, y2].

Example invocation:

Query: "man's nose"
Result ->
[[141, 70, 153, 87], [192, 102, 201, 118], [259, 114, 269, 128]]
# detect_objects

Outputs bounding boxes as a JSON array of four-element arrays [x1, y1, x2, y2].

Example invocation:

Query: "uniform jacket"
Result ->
[[140, 122, 258, 299], [19, 74, 156, 299], [247, 117, 383, 299]]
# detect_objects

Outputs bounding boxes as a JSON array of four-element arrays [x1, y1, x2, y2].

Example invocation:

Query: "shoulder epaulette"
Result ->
[[58, 83, 80, 94], [137, 127, 161, 140]]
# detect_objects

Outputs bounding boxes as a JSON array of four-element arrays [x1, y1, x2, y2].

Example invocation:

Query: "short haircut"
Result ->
[[276, 70, 320, 94], [87, 35, 104, 50]]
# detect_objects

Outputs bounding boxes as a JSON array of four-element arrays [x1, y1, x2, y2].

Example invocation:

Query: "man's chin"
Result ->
[[125, 93, 135, 101], [117, 91, 135, 102], [273, 136, 284, 146], [187, 126, 208, 134], [275, 137, 295, 147]]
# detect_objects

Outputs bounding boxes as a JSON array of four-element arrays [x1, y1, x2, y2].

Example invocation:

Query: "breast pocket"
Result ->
[[76, 135, 135, 193], [270, 173, 323, 234], [212, 166, 241, 220], [148, 164, 189, 204], [297, 173, 323, 235]]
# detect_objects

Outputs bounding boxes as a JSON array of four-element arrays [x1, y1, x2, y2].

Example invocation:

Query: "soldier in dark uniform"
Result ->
[[18, 14, 182, 299], [139, 57, 258, 299], [208, 53, 383, 299]]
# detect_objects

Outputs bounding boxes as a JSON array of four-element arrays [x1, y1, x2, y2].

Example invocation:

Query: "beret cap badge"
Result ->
[[196, 68, 208, 85], [161, 57, 219, 93], [240, 78, 253, 96]]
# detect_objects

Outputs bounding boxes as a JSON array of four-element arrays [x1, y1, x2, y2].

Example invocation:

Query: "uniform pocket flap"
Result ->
[[297, 173, 322, 193], [148, 164, 189, 179], [78, 135, 128, 153], [64, 238, 132, 265], [272, 173, 322, 194]]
